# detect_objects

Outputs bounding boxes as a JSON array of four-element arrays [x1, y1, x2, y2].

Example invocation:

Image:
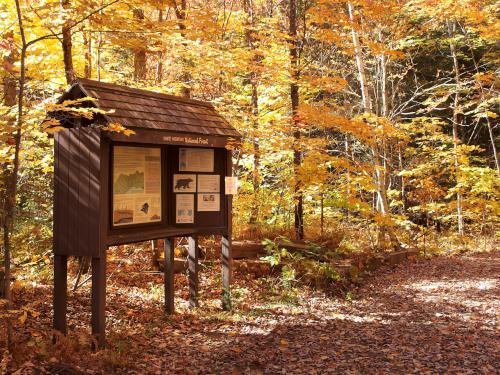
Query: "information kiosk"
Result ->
[[50, 79, 240, 348]]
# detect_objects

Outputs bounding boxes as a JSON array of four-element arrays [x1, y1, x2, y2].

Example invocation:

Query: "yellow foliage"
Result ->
[[102, 122, 136, 136]]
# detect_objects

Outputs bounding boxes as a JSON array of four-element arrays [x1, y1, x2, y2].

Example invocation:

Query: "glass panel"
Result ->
[[112, 146, 162, 226]]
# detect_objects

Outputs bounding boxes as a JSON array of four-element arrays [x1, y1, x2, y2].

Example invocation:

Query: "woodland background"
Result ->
[[0, 0, 499, 372], [1, 0, 498, 261]]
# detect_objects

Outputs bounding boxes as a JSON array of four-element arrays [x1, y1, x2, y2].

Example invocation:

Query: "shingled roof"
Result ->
[[64, 78, 240, 138]]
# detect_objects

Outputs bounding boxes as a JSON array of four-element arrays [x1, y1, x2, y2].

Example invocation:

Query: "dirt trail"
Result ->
[[159, 252, 499, 374]]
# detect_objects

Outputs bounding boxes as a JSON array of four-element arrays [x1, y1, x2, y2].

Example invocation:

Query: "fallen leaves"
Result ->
[[3, 248, 499, 374]]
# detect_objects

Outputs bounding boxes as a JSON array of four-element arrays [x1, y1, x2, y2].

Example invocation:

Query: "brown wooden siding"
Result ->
[[54, 128, 102, 257]]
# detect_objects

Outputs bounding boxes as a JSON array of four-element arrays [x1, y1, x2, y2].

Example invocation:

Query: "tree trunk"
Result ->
[[249, 80, 261, 224], [156, 9, 164, 84], [2, 0, 27, 349], [83, 28, 91, 79], [2, 32, 17, 304], [344, 136, 351, 222], [465, 38, 500, 178], [320, 193, 324, 236], [244, 0, 261, 225], [61, 0, 76, 83], [133, 8, 147, 82], [378, 29, 388, 117], [485, 116, 500, 178], [174, 0, 191, 97], [289, 0, 304, 240], [348, 2, 398, 249], [447, 19, 464, 236], [348, 2, 371, 113], [97, 26, 102, 80], [398, 145, 406, 213]]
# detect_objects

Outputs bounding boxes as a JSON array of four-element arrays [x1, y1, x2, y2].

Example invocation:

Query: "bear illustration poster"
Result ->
[[173, 174, 197, 193]]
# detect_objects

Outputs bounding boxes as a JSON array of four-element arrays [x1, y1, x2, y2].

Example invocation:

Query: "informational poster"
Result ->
[[197, 175, 220, 193], [197, 193, 220, 212], [173, 174, 196, 193], [113, 146, 162, 226], [179, 148, 214, 172], [176, 194, 194, 223], [225, 177, 238, 195]]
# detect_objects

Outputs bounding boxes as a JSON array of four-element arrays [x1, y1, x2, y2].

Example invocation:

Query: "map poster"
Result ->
[[197, 193, 220, 212], [113, 146, 162, 226], [173, 174, 197, 193], [179, 148, 214, 172], [176, 194, 194, 223], [197, 175, 220, 193]]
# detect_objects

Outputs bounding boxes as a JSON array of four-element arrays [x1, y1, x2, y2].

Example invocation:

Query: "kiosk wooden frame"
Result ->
[[50, 79, 240, 348]]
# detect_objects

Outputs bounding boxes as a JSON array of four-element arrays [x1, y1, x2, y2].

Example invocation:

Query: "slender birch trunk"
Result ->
[[465, 38, 500, 178], [345, 136, 351, 222], [379, 29, 388, 118], [485, 115, 500, 178], [348, 2, 398, 248], [398, 145, 406, 213], [348, 2, 371, 113]]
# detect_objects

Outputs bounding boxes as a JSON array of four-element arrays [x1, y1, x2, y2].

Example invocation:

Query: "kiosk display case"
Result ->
[[50, 79, 240, 348]]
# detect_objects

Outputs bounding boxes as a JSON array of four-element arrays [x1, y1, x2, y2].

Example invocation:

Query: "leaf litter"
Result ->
[[3, 248, 499, 374]]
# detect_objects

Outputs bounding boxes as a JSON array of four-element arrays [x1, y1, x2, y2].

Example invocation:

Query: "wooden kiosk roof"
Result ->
[[64, 78, 240, 138]]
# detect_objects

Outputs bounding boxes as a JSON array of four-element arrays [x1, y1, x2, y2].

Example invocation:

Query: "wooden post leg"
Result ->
[[164, 237, 175, 314], [91, 253, 106, 349], [151, 240, 159, 270], [187, 236, 199, 308], [53, 254, 68, 336], [221, 235, 232, 311]]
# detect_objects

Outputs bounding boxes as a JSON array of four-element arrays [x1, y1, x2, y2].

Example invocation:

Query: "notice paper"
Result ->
[[197, 175, 220, 193], [197, 193, 220, 211], [176, 194, 194, 223], [179, 148, 214, 172], [224, 176, 238, 195]]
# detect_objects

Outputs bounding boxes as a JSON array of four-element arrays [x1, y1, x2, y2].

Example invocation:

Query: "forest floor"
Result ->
[[3, 248, 499, 374]]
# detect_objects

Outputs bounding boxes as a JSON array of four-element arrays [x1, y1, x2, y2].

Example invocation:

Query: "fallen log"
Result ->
[[385, 249, 419, 266], [232, 240, 266, 259], [157, 257, 188, 273]]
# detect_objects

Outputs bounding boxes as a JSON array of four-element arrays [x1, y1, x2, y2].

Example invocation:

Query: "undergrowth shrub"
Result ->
[[261, 237, 342, 291]]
